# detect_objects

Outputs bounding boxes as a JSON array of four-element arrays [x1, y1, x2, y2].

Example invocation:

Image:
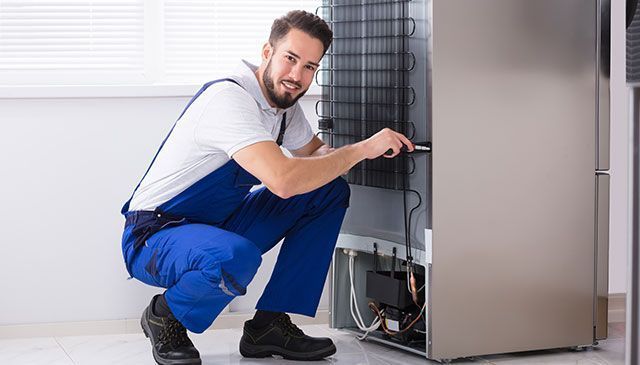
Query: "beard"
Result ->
[[263, 59, 307, 109]]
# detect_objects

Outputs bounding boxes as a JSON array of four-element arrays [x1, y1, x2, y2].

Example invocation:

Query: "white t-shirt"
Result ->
[[128, 60, 314, 212]]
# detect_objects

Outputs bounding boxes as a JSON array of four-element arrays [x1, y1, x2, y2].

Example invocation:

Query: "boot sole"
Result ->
[[141, 315, 202, 365], [239, 339, 337, 361]]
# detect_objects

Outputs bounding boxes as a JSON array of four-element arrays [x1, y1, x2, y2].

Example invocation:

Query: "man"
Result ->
[[120, 10, 413, 365]]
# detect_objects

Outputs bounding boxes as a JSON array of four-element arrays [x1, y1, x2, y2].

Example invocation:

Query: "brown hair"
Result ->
[[269, 10, 333, 54]]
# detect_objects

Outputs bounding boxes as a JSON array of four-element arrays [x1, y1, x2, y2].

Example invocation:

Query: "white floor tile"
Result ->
[[592, 338, 626, 365], [56, 333, 153, 365], [0, 337, 74, 365], [478, 340, 625, 365]]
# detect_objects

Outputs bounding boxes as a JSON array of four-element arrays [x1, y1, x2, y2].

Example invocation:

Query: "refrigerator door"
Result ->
[[431, 0, 597, 359]]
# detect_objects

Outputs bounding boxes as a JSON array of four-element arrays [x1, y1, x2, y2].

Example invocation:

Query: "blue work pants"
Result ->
[[121, 175, 349, 333]]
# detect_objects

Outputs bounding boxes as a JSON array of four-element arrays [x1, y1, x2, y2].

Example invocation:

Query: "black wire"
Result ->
[[402, 158, 411, 266], [402, 157, 423, 273], [407, 189, 422, 243]]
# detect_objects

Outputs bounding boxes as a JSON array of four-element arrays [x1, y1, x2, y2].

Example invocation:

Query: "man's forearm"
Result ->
[[280, 143, 364, 197], [309, 144, 335, 157], [240, 128, 410, 199]]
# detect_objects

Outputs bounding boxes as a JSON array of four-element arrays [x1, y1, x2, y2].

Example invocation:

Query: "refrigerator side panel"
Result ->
[[598, 0, 611, 170], [595, 173, 610, 340], [431, 0, 597, 359]]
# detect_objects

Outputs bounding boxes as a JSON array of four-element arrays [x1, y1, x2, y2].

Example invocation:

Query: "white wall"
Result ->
[[609, 0, 628, 294], [0, 3, 630, 326], [0, 94, 327, 326]]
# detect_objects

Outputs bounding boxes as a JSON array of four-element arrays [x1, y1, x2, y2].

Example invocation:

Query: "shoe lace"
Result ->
[[275, 314, 304, 337], [158, 317, 191, 348]]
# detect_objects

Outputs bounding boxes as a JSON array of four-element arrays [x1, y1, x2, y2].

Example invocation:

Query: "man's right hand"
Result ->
[[358, 128, 414, 159]]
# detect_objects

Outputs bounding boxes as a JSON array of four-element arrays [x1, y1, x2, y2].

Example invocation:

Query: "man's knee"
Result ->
[[201, 236, 262, 296], [327, 177, 350, 207]]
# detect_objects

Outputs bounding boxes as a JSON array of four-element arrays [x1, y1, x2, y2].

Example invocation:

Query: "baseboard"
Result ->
[[608, 293, 626, 323], [0, 310, 330, 339]]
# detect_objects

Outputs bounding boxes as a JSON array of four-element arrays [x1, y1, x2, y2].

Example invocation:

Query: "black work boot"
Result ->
[[239, 313, 337, 361], [140, 295, 201, 365]]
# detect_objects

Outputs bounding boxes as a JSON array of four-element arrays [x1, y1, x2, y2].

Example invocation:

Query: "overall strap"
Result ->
[[121, 78, 240, 214], [276, 112, 287, 146]]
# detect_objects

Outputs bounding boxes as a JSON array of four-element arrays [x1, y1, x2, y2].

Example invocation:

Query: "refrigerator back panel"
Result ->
[[318, 0, 430, 249], [628, 0, 640, 84]]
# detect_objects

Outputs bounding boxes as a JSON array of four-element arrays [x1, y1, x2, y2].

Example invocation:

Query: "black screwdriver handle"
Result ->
[[384, 144, 408, 156]]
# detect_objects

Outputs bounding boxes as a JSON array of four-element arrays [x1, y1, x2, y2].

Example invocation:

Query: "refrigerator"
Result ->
[[318, 0, 611, 362]]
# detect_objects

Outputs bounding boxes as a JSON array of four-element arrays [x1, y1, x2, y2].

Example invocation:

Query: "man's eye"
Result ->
[[305, 65, 316, 71], [286, 55, 295, 62]]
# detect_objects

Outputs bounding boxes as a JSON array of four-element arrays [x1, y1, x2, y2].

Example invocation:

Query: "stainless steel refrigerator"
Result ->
[[319, 0, 611, 362]]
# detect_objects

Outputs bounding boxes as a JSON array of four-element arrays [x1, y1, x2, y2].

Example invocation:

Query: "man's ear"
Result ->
[[261, 42, 273, 61]]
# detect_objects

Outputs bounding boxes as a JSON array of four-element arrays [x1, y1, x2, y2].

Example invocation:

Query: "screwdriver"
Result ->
[[385, 142, 431, 156]]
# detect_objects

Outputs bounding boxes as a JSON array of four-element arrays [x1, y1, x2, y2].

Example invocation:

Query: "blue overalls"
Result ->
[[120, 79, 350, 333]]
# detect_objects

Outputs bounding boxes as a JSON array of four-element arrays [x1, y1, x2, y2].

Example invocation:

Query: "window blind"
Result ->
[[0, 0, 145, 84], [0, 0, 322, 85], [163, 0, 321, 82]]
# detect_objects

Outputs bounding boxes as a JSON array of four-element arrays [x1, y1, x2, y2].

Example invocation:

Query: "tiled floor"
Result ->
[[0, 323, 626, 365]]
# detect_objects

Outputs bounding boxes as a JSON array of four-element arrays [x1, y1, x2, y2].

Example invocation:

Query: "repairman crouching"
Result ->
[[120, 10, 414, 365]]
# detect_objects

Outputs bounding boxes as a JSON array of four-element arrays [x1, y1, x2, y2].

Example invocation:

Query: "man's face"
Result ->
[[261, 28, 324, 109]]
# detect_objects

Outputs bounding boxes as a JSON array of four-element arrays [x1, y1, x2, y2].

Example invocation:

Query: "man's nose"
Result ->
[[288, 64, 303, 81]]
